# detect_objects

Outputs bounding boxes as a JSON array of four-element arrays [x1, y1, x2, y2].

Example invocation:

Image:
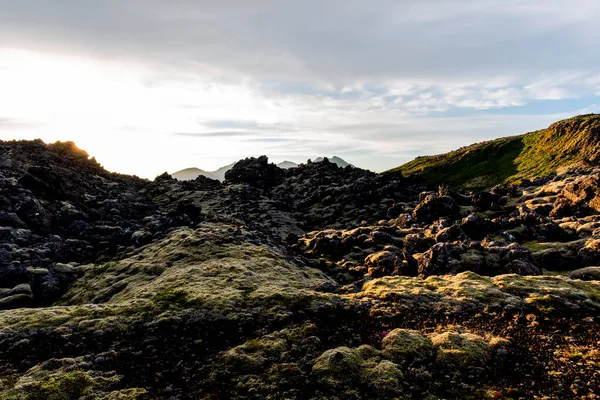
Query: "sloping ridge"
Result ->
[[390, 114, 600, 189]]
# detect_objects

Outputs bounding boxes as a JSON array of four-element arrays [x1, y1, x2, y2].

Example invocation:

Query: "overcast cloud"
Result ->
[[1, 0, 599, 177]]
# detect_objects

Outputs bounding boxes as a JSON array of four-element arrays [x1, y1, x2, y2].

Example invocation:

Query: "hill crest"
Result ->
[[390, 114, 600, 189]]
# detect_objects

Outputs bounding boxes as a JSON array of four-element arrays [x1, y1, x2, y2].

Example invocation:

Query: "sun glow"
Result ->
[[0, 49, 285, 177]]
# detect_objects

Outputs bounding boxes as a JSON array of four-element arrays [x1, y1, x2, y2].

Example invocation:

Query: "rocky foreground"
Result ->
[[0, 140, 599, 399]]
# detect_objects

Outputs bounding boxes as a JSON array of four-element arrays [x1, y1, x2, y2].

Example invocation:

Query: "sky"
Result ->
[[1, 1, 600, 178]]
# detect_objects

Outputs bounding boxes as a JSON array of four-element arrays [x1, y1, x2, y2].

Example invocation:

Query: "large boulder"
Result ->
[[381, 329, 435, 364], [578, 238, 600, 266], [435, 224, 467, 243], [551, 174, 600, 218], [15, 197, 51, 231], [569, 266, 600, 281], [459, 214, 489, 240], [18, 166, 67, 199], [311, 347, 364, 387], [532, 247, 580, 271], [412, 194, 459, 223], [0, 283, 33, 310], [404, 233, 435, 254], [516, 204, 549, 226], [418, 243, 468, 276], [561, 174, 600, 211], [472, 191, 502, 210], [364, 250, 417, 277]]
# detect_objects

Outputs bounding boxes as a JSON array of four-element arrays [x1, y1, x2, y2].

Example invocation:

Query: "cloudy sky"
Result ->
[[1, 0, 600, 178]]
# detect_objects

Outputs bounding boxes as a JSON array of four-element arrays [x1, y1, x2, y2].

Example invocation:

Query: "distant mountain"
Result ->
[[388, 114, 600, 189], [312, 156, 352, 168], [172, 157, 350, 182], [171, 167, 217, 181], [211, 162, 237, 181], [277, 161, 299, 169]]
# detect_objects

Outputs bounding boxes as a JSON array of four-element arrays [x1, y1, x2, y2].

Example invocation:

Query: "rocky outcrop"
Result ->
[[418, 242, 540, 277], [224, 155, 283, 188], [551, 174, 600, 218], [270, 160, 413, 229]]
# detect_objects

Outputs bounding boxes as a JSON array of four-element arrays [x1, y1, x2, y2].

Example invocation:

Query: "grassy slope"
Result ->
[[390, 114, 600, 189]]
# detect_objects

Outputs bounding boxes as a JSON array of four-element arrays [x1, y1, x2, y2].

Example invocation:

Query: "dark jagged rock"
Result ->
[[472, 190, 503, 210], [418, 242, 540, 277], [459, 214, 490, 240], [404, 233, 435, 253], [364, 249, 417, 277], [551, 174, 600, 218], [434, 224, 467, 243], [412, 194, 459, 223]]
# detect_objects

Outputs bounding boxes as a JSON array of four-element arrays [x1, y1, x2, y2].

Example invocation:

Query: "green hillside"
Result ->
[[390, 114, 600, 189]]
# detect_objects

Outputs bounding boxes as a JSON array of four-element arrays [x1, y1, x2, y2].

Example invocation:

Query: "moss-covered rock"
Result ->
[[60, 225, 335, 313], [1, 356, 146, 400], [311, 347, 364, 384], [431, 332, 489, 367], [570, 266, 600, 281], [381, 329, 435, 364], [363, 360, 404, 395]]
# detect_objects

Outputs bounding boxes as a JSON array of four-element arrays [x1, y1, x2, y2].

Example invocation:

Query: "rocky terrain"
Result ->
[[0, 117, 599, 399]]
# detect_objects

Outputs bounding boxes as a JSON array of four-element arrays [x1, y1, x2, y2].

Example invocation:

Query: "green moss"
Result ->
[[311, 347, 365, 385], [493, 274, 600, 311], [24, 370, 95, 400], [522, 241, 550, 253], [363, 360, 404, 395], [354, 271, 600, 315], [356, 344, 380, 361], [219, 325, 322, 376], [152, 288, 203, 308], [525, 294, 555, 313], [2, 359, 145, 400], [0, 224, 339, 333], [431, 332, 489, 367], [223, 336, 287, 372]]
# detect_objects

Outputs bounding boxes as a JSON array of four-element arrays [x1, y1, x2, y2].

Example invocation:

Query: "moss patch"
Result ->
[[2, 357, 146, 400], [354, 271, 600, 315], [381, 329, 435, 364]]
